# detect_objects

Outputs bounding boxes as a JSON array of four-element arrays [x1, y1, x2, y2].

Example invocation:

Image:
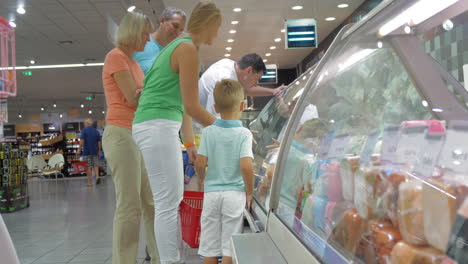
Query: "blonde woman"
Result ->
[[132, 2, 222, 263], [102, 11, 159, 264]]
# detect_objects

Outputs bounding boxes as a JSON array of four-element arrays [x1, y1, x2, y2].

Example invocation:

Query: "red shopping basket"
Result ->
[[180, 190, 203, 248], [72, 161, 88, 174]]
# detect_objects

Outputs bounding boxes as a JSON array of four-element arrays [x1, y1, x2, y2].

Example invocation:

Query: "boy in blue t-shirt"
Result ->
[[195, 79, 254, 264]]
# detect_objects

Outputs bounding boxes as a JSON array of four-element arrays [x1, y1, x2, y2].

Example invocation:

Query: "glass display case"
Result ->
[[243, 1, 468, 263]]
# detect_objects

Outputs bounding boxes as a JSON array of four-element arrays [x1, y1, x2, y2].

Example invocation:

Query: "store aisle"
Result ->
[[2, 177, 201, 264]]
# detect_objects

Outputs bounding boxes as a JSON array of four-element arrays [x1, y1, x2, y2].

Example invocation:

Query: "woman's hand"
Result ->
[[187, 145, 198, 165]]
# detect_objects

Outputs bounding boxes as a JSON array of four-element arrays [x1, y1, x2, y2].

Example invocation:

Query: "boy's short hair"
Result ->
[[214, 79, 245, 112]]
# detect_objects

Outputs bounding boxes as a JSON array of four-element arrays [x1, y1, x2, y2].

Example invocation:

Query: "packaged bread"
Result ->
[[398, 181, 427, 245], [383, 171, 409, 227], [354, 168, 387, 219], [330, 208, 365, 255], [340, 156, 360, 202], [446, 197, 468, 264], [422, 179, 458, 251], [390, 241, 444, 264]]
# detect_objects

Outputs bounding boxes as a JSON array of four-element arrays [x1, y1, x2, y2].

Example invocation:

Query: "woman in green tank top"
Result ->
[[132, 2, 221, 263]]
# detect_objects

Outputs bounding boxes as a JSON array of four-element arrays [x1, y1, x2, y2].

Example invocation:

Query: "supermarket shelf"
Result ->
[[39, 136, 63, 146], [41, 151, 63, 160]]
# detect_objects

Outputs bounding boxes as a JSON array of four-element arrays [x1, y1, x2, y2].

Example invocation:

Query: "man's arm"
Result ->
[[244, 84, 285, 97], [240, 157, 254, 210], [78, 140, 84, 156]]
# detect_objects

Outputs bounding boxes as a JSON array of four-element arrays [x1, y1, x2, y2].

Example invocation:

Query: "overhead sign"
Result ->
[[285, 18, 317, 49], [259, 64, 277, 84]]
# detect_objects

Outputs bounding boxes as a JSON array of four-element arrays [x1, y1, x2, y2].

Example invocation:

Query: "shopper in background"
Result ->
[[198, 53, 286, 117], [195, 80, 254, 264], [134, 7, 187, 75], [101, 11, 159, 264], [77, 118, 102, 186], [132, 2, 222, 263]]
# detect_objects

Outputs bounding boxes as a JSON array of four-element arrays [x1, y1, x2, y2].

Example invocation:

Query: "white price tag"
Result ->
[[396, 125, 427, 166], [438, 121, 468, 173], [380, 125, 400, 164], [414, 132, 444, 177], [327, 133, 351, 160], [360, 130, 380, 164], [318, 132, 334, 159]]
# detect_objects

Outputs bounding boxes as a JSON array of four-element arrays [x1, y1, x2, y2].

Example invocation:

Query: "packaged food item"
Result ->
[[330, 208, 365, 255], [422, 179, 458, 251], [340, 156, 360, 202], [301, 194, 314, 229], [323, 162, 343, 201], [398, 181, 427, 245], [365, 219, 402, 264], [445, 197, 468, 264], [312, 195, 328, 236], [390, 241, 444, 264], [354, 168, 386, 219], [383, 171, 409, 227], [324, 201, 351, 237]]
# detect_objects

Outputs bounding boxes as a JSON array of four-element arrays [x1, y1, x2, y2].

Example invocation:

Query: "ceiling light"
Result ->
[[40, 107, 44, 111], [225, 47, 232, 51], [30, 59, 35, 65], [292, 6, 303, 10], [443, 19, 454, 31], [325, 17, 336, 21], [274, 38, 281, 42], [377, 41, 383, 48], [229, 30, 237, 34], [88, 110, 93, 114], [303, 76, 307, 80], [17, 7, 26, 14], [59, 114, 63, 118], [265, 53, 271, 57], [432, 108, 443, 113], [231, 21, 239, 25], [127, 5, 136, 12], [422, 100, 429, 107], [102, 111, 105, 114], [53, 103, 57, 108], [281, 29, 285, 33], [338, 4, 349, 8], [263, 59, 267, 62], [18, 114, 22, 118], [9, 21, 16, 28], [270, 46, 276, 50], [227, 39, 234, 43], [80, 103, 84, 108], [233, 8, 242, 12], [295, 81, 300, 85], [404, 25, 412, 34], [225, 54, 231, 57], [4, 62, 105, 70]]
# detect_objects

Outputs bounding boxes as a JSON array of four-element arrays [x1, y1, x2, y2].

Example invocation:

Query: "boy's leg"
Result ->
[[198, 192, 222, 262], [221, 191, 246, 260], [85, 156, 93, 186]]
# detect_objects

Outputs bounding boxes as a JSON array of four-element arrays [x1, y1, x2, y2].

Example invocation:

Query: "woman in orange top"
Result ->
[[101, 11, 159, 264]]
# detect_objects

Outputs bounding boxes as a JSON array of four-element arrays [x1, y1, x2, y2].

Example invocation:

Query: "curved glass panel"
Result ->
[[250, 67, 315, 212], [272, 2, 468, 263]]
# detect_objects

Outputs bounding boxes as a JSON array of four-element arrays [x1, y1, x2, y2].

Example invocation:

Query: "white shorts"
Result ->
[[198, 191, 246, 257]]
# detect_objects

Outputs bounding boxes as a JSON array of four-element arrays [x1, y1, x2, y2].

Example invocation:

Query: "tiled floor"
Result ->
[[2, 177, 202, 264]]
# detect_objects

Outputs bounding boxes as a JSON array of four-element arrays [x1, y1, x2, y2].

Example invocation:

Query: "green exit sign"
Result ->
[[22, 71, 32, 76], [85, 96, 93, 101]]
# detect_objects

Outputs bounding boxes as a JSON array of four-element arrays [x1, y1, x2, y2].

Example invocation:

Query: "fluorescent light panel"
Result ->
[[3, 63, 104, 70]]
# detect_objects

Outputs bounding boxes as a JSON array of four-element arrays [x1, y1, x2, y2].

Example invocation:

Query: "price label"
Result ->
[[327, 133, 351, 160], [414, 132, 445, 177], [317, 132, 335, 159], [360, 130, 380, 165], [396, 125, 427, 166], [438, 121, 468, 173], [380, 125, 400, 164]]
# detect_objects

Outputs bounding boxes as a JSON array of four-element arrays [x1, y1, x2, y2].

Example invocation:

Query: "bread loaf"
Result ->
[[390, 241, 444, 264], [398, 181, 427, 245]]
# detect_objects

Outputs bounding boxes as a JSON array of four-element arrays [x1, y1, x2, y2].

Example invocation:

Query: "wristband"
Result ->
[[184, 142, 195, 148]]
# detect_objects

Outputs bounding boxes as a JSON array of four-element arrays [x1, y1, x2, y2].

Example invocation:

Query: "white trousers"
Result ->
[[133, 119, 184, 264]]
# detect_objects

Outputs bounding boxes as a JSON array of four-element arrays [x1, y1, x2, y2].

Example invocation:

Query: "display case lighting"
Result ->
[[229, 30, 236, 34], [226, 47, 232, 51], [127, 5, 136, 12], [9, 21, 16, 28], [274, 38, 281, 42], [231, 21, 239, 25], [17, 7, 25, 14], [292, 6, 303, 10], [227, 39, 234, 43], [422, 100, 429, 107], [233, 8, 242, 12], [338, 4, 349, 8]]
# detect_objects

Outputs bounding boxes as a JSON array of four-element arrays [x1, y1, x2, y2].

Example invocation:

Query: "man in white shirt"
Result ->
[[199, 53, 285, 116]]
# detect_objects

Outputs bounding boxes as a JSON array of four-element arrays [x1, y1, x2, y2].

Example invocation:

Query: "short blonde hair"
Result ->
[[116, 11, 153, 48], [214, 79, 244, 112], [85, 118, 93, 125], [187, 1, 221, 34]]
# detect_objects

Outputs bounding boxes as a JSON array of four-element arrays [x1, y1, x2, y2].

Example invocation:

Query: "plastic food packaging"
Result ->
[[383, 171, 409, 227], [340, 156, 360, 202], [390, 241, 444, 264], [398, 181, 427, 245], [331, 208, 365, 255], [422, 179, 458, 251], [363, 219, 402, 264], [324, 201, 351, 237], [354, 168, 386, 219], [445, 197, 468, 264]]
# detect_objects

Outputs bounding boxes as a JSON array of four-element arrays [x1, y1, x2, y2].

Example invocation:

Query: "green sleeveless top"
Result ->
[[134, 36, 192, 124]]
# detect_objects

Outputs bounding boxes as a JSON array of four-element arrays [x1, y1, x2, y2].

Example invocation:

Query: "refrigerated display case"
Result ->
[[233, 1, 468, 263]]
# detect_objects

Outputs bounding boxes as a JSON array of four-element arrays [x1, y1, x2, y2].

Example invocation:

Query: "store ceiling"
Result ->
[[0, 0, 364, 122]]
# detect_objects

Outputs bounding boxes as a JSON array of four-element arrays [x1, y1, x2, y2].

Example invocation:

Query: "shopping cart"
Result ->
[[180, 190, 204, 248]]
